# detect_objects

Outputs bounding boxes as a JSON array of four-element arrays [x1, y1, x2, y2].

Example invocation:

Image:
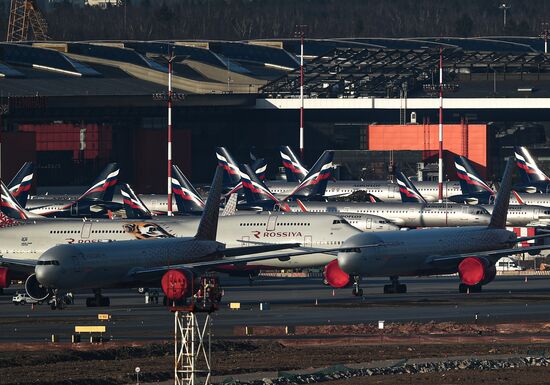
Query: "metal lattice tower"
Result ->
[[7, 0, 49, 42], [174, 311, 212, 385]]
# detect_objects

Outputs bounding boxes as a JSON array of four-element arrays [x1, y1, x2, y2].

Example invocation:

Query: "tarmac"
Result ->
[[1, 275, 550, 342]]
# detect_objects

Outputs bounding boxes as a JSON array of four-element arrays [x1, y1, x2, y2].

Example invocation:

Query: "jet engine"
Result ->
[[458, 257, 492, 286], [161, 269, 195, 301], [25, 273, 51, 301], [0, 267, 10, 289], [323, 259, 351, 288]]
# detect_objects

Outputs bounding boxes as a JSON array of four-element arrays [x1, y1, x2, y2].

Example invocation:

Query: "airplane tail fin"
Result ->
[[195, 167, 223, 241], [221, 193, 238, 216], [172, 165, 205, 214], [488, 158, 514, 229], [240, 163, 281, 206], [284, 150, 333, 200], [215, 147, 241, 189], [514, 146, 549, 183], [280, 145, 308, 183], [1, 180, 32, 220], [121, 183, 152, 219], [77, 163, 119, 202], [394, 167, 426, 203], [251, 158, 267, 181], [454, 156, 494, 195], [7, 162, 34, 207]]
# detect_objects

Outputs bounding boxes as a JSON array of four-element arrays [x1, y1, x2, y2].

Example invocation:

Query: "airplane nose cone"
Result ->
[[337, 233, 370, 275]]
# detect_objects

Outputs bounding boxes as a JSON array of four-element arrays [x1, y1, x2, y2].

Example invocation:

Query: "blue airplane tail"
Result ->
[[394, 167, 426, 203], [514, 146, 550, 184], [285, 150, 334, 201], [280, 146, 308, 183], [171, 165, 205, 215], [7, 162, 34, 207]]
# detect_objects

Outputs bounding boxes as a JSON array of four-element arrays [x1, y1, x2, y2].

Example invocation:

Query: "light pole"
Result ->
[[541, 22, 549, 53], [294, 24, 307, 160], [438, 48, 444, 203], [490, 66, 497, 95], [152, 50, 187, 216], [499, 3, 511, 28]]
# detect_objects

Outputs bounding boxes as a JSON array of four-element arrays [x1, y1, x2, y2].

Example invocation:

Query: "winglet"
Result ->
[[8, 162, 34, 207], [121, 183, 152, 219], [195, 167, 223, 240], [394, 167, 427, 203], [0, 180, 37, 220], [221, 193, 238, 216], [488, 158, 514, 229]]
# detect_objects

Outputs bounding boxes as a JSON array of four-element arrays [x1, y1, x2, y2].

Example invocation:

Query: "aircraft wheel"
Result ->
[[383, 284, 394, 294], [20, 300, 26, 305], [99, 297, 110, 307]]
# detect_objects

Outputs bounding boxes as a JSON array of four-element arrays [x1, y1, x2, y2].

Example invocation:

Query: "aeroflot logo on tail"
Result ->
[[252, 230, 302, 239]]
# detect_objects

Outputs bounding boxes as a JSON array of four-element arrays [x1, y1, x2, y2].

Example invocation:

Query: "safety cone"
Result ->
[[315, 299, 318, 306], [525, 276, 528, 283], [332, 289, 335, 297], [467, 287, 470, 295], [31, 303, 35, 311]]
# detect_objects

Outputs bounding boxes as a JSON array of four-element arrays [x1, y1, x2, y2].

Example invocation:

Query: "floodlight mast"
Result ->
[[542, 23, 549, 54], [167, 52, 174, 216], [499, 3, 511, 28], [295, 25, 307, 160], [438, 48, 444, 203]]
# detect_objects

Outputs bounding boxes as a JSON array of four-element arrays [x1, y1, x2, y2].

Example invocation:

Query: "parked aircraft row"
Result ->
[[1, 146, 549, 309]]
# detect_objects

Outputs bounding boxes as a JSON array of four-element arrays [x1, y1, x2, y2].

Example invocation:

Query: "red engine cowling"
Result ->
[[323, 259, 351, 288], [458, 257, 491, 286], [161, 269, 194, 301], [0, 267, 10, 289]]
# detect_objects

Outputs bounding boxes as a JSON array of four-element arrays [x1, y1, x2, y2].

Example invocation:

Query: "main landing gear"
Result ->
[[352, 276, 363, 296], [459, 283, 482, 293], [49, 290, 74, 310], [86, 289, 110, 307], [383, 276, 407, 294]]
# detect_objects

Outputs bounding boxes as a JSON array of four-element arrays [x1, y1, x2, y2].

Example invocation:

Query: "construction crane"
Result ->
[[7, 0, 49, 42]]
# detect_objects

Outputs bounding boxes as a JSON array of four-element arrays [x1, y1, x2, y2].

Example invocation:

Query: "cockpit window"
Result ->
[[37, 260, 60, 266], [341, 248, 362, 253]]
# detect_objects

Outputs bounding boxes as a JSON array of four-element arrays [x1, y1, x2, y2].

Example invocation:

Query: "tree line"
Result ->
[[0, 0, 549, 41]]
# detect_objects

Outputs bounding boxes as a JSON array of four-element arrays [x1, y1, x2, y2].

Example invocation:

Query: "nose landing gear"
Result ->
[[352, 275, 363, 297], [86, 289, 110, 307]]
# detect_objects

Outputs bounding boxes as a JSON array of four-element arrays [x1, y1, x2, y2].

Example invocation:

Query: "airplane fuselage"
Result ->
[[338, 226, 516, 277]]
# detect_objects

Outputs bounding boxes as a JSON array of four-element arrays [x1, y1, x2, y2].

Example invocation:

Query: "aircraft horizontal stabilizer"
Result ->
[[425, 244, 550, 266]]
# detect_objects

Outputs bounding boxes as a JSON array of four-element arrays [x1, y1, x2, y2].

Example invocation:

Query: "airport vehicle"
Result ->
[[24, 168, 362, 309], [400, 160, 550, 227], [24, 163, 122, 218], [495, 256, 523, 271], [12, 292, 41, 305], [335, 159, 550, 296], [271, 146, 463, 201], [514, 146, 550, 193]]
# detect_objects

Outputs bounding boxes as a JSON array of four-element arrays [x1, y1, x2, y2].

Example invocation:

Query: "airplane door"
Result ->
[[70, 202, 78, 217], [534, 208, 540, 220], [81, 222, 92, 239], [388, 185, 395, 199], [304, 235, 312, 247], [72, 256, 81, 273], [267, 215, 277, 231], [366, 217, 372, 229]]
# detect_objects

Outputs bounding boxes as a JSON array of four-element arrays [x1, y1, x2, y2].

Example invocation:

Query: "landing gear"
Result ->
[[352, 276, 363, 297], [86, 289, 110, 307], [383, 276, 407, 294], [49, 290, 64, 310], [459, 283, 482, 293]]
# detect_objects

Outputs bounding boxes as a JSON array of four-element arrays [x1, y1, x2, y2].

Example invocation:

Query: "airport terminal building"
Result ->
[[1, 37, 550, 191]]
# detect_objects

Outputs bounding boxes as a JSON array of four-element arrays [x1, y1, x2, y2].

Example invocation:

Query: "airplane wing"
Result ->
[[130, 243, 382, 279], [0, 257, 37, 274], [425, 245, 550, 266]]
